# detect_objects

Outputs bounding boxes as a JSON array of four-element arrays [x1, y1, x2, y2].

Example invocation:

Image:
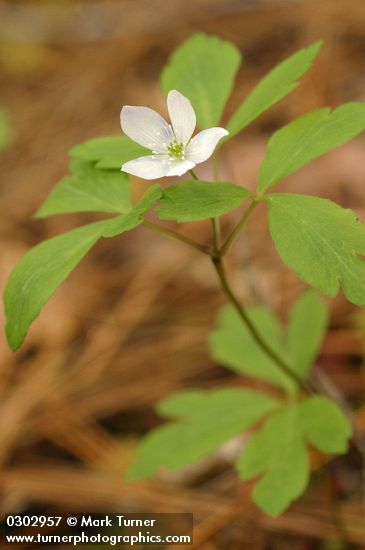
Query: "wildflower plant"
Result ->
[[4, 33, 365, 517]]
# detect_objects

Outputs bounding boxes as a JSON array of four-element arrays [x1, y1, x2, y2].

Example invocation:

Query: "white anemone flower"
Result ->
[[120, 90, 229, 180]]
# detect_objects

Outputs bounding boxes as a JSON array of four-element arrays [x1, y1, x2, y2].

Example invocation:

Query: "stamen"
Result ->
[[167, 138, 185, 160]]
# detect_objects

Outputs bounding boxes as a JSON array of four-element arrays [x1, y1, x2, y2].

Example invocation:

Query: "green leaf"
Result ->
[[0, 109, 14, 150], [287, 291, 328, 378], [237, 396, 351, 516], [259, 103, 365, 193], [4, 222, 111, 351], [36, 162, 132, 218], [4, 185, 161, 350], [237, 405, 309, 517], [157, 391, 211, 418], [127, 388, 279, 480], [267, 194, 365, 306], [227, 41, 322, 137], [158, 181, 250, 222], [100, 184, 162, 238], [209, 306, 296, 392], [161, 33, 241, 128], [298, 396, 352, 454], [70, 136, 149, 170]]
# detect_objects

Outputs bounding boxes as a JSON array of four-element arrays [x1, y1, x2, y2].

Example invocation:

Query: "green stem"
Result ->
[[211, 255, 315, 394], [221, 201, 258, 256], [211, 153, 221, 253], [189, 169, 198, 180], [143, 220, 209, 255]]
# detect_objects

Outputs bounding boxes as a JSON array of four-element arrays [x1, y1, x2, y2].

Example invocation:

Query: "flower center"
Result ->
[[167, 139, 185, 159]]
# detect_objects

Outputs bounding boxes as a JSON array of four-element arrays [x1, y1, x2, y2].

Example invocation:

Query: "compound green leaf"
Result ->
[[287, 290, 328, 378], [227, 41, 322, 137], [4, 185, 161, 350], [158, 181, 250, 222], [127, 388, 279, 480], [36, 162, 132, 218], [267, 194, 365, 306], [161, 33, 241, 128], [298, 396, 352, 454], [237, 405, 309, 516], [209, 306, 296, 392], [70, 136, 148, 169], [259, 103, 365, 193], [237, 396, 351, 516]]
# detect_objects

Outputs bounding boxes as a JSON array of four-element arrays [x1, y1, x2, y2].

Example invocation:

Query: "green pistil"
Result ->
[[167, 140, 184, 159]]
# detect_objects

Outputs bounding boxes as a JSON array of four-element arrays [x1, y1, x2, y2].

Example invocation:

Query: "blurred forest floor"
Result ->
[[1, 0, 365, 548]]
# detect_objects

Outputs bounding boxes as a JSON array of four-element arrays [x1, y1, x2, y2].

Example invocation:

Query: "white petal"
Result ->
[[120, 106, 173, 152], [167, 90, 196, 145], [186, 128, 229, 164], [122, 155, 171, 180], [166, 159, 196, 177]]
